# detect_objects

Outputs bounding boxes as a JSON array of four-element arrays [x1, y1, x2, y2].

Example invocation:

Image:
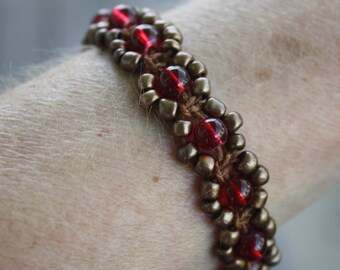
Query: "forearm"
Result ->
[[0, 0, 339, 269]]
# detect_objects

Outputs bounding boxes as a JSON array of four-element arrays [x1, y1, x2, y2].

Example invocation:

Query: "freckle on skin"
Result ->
[[97, 127, 110, 137], [255, 68, 273, 82], [153, 176, 160, 182]]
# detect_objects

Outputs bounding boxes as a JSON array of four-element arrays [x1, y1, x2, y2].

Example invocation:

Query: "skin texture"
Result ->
[[0, 0, 339, 269]]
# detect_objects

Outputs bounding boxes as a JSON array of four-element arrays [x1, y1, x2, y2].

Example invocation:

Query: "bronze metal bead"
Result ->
[[259, 265, 270, 270], [153, 19, 172, 32], [187, 61, 208, 78], [194, 154, 215, 176], [138, 73, 155, 91], [173, 52, 194, 68], [193, 77, 211, 97], [203, 97, 227, 117], [140, 7, 155, 16], [113, 48, 125, 63], [222, 111, 243, 133], [264, 252, 281, 266], [214, 210, 234, 228], [200, 181, 220, 200], [202, 200, 221, 215], [96, 21, 109, 29], [236, 151, 258, 175], [251, 208, 270, 229], [158, 99, 178, 119], [176, 143, 198, 164], [95, 28, 108, 47], [266, 238, 275, 249], [139, 90, 160, 108], [109, 39, 126, 52], [142, 11, 159, 25], [249, 165, 270, 186], [83, 24, 97, 44], [250, 189, 268, 209], [172, 120, 192, 137], [263, 218, 277, 239], [218, 229, 240, 246], [216, 246, 234, 264], [224, 259, 246, 270], [264, 245, 279, 260], [161, 39, 181, 55], [120, 51, 142, 72], [164, 25, 183, 43], [226, 133, 246, 151], [105, 29, 123, 46]]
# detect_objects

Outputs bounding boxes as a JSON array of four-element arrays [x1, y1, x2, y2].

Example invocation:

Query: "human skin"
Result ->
[[0, 0, 339, 269]]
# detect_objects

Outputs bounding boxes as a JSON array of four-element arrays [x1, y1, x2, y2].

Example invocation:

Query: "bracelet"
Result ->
[[83, 4, 281, 270]]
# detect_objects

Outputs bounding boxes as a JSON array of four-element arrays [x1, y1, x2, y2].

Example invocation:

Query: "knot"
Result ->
[[214, 146, 238, 184], [234, 208, 253, 233], [179, 93, 205, 120]]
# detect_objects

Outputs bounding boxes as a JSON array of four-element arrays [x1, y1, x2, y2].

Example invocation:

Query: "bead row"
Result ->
[[84, 4, 281, 269]]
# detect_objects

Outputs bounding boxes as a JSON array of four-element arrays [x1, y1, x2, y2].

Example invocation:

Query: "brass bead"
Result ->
[[139, 90, 160, 108], [227, 134, 246, 151], [192, 77, 211, 97], [266, 238, 275, 249], [105, 29, 123, 46], [138, 73, 155, 91], [224, 259, 246, 270], [142, 11, 159, 25], [140, 7, 155, 16], [194, 155, 215, 176], [120, 52, 142, 72], [173, 52, 194, 68], [263, 218, 277, 238], [222, 111, 243, 133], [264, 252, 281, 266], [96, 21, 109, 29], [249, 165, 270, 186], [218, 229, 240, 246], [154, 19, 172, 32], [250, 189, 268, 209], [187, 61, 208, 78], [83, 24, 97, 44], [158, 99, 178, 119], [251, 208, 270, 229], [113, 48, 125, 63], [214, 210, 234, 228], [200, 181, 220, 200], [203, 97, 227, 117], [176, 143, 198, 164], [264, 245, 279, 260], [161, 39, 181, 55], [172, 120, 192, 137], [260, 265, 270, 270], [216, 246, 234, 264], [109, 39, 125, 52], [236, 151, 258, 175], [164, 25, 183, 43], [95, 28, 108, 47], [201, 200, 221, 215]]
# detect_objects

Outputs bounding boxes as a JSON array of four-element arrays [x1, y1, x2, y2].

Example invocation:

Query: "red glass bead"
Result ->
[[194, 118, 228, 151], [111, 4, 139, 29], [236, 232, 267, 261], [91, 8, 111, 24], [129, 24, 159, 54], [218, 175, 253, 208], [156, 66, 191, 100]]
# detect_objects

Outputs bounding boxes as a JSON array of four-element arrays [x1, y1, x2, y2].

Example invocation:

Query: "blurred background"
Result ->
[[0, 0, 339, 269]]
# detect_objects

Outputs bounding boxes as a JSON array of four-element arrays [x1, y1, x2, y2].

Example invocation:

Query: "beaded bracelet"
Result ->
[[83, 4, 281, 270]]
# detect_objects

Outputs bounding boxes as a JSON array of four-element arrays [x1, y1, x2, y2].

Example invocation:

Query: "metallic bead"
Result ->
[[140, 7, 156, 16], [161, 39, 181, 55], [203, 97, 227, 117], [164, 25, 183, 43], [120, 51, 142, 72], [250, 189, 268, 209], [264, 251, 281, 266], [176, 143, 198, 164], [109, 39, 126, 52], [214, 210, 234, 228], [236, 151, 258, 175], [187, 61, 208, 78], [201, 200, 221, 215], [96, 21, 109, 29], [218, 229, 240, 246], [113, 48, 125, 63], [222, 111, 243, 133], [105, 29, 123, 46], [158, 99, 178, 119], [139, 73, 155, 91], [83, 24, 97, 44], [95, 28, 108, 47], [249, 165, 270, 186], [139, 90, 160, 108], [226, 133, 246, 151], [154, 19, 172, 32], [266, 238, 275, 249], [173, 52, 194, 68], [224, 259, 246, 270], [193, 77, 211, 97], [142, 11, 159, 25], [216, 246, 234, 264], [200, 181, 220, 200], [172, 120, 192, 137], [260, 265, 270, 270], [264, 245, 279, 260], [263, 218, 277, 238], [194, 154, 215, 176], [251, 208, 270, 229]]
